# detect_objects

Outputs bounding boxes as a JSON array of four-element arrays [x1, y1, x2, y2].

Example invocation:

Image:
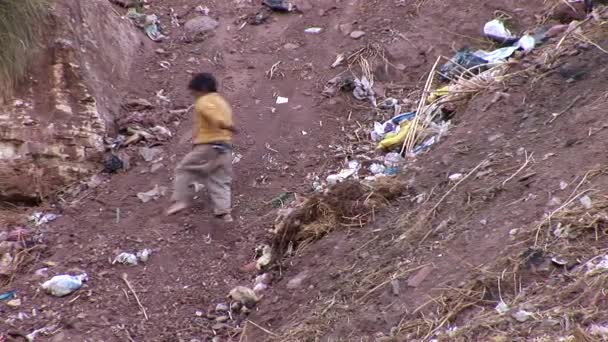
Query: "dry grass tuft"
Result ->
[[272, 177, 406, 256], [0, 0, 48, 97]]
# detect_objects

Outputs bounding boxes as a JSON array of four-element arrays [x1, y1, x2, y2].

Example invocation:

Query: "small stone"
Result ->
[[287, 270, 310, 289], [283, 43, 299, 50], [211, 323, 228, 331], [407, 266, 433, 288], [339, 23, 353, 35], [185, 16, 219, 33], [390, 279, 400, 296], [150, 163, 163, 173], [215, 315, 229, 323], [350, 30, 366, 39], [509, 228, 519, 236], [195, 310, 204, 317], [212, 337, 221, 342], [6, 298, 21, 307], [215, 303, 229, 312], [139, 147, 162, 162]]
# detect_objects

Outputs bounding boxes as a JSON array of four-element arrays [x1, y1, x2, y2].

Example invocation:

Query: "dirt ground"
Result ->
[[3, 0, 608, 341]]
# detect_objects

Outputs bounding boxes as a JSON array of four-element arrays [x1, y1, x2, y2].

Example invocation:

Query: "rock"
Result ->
[[150, 162, 164, 173], [6, 298, 21, 307], [339, 23, 353, 35], [123, 98, 153, 111], [390, 279, 400, 296], [407, 266, 433, 288], [350, 30, 366, 39], [139, 147, 162, 162], [293, 0, 312, 11], [228, 286, 259, 308], [215, 303, 229, 312], [283, 43, 299, 50], [215, 315, 229, 323], [287, 270, 310, 289], [211, 323, 229, 331], [185, 16, 219, 33]]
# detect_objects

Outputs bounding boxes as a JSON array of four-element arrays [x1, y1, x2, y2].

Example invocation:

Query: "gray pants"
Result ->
[[170, 144, 232, 215]]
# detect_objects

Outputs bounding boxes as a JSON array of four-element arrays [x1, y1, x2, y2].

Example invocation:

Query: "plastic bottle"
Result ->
[[384, 152, 404, 175], [42, 274, 88, 297]]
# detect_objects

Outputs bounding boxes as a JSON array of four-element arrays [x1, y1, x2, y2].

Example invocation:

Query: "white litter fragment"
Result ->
[[29, 213, 59, 226], [276, 96, 289, 104]]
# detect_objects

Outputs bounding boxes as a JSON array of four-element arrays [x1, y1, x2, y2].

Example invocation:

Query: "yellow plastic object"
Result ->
[[378, 120, 415, 150], [428, 85, 450, 103]]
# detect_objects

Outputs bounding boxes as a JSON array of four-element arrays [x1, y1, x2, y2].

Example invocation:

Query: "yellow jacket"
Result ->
[[193, 93, 233, 145]]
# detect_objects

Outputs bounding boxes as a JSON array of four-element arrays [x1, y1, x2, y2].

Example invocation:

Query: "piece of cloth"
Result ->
[[171, 144, 233, 215], [193, 93, 234, 145]]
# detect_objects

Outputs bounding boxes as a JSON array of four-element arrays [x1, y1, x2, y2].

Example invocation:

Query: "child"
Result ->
[[166, 73, 236, 222]]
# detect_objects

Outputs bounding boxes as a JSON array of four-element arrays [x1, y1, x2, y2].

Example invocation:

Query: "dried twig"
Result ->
[[121, 273, 149, 320], [502, 150, 533, 187]]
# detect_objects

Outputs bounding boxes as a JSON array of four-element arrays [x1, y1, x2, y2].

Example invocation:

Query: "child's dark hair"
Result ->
[[188, 73, 218, 93]]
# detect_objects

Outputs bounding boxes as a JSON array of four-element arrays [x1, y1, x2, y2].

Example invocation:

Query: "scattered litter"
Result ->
[[326, 160, 361, 184], [139, 146, 162, 162], [103, 154, 124, 173], [26, 325, 58, 342], [127, 9, 166, 41], [511, 309, 533, 322], [137, 249, 152, 263], [384, 153, 404, 176], [331, 53, 345, 68], [29, 212, 59, 226], [350, 30, 366, 39], [276, 96, 289, 104], [586, 255, 608, 276], [113, 249, 152, 265], [484, 19, 518, 44], [589, 324, 608, 338], [378, 120, 417, 150], [304, 27, 323, 34], [42, 274, 88, 297], [439, 48, 488, 81], [228, 286, 259, 308], [551, 256, 568, 266], [369, 163, 386, 175], [137, 184, 168, 203], [113, 252, 138, 266], [559, 180, 568, 190], [255, 273, 272, 285], [495, 301, 510, 314], [253, 282, 268, 295], [255, 244, 273, 270], [0, 290, 16, 301], [580, 195, 593, 209], [448, 173, 463, 182], [215, 303, 229, 312], [353, 76, 376, 106], [230, 153, 243, 166], [271, 192, 295, 208], [263, 0, 296, 12]]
